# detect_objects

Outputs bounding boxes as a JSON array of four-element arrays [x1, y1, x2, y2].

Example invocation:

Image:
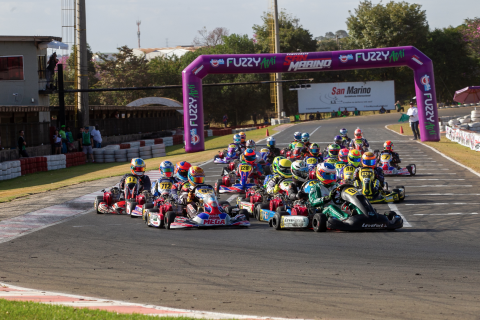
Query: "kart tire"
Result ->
[[407, 164, 416, 176], [257, 203, 270, 221], [215, 179, 222, 196], [94, 196, 103, 214], [239, 209, 250, 221], [276, 206, 287, 213], [384, 182, 389, 191], [394, 186, 406, 201], [126, 199, 137, 216], [164, 211, 176, 230], [147, 208, 161, 228], [272, 212, 287, 230], [219, 200, 231, 207], [264, 165, 272, 175], [253, 202, 263, 220], [392, 189, 402, 203], [224, 205, 236, 217], [385, 211, 397, 221], [312, 213, 327, 232]]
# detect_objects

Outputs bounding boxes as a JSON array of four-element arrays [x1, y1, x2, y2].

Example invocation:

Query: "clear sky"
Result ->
[[0, 0, 476, 53]]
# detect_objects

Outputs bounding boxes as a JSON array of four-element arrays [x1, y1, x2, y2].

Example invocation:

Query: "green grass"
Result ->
[[387, 123, 414, 136], [0, 299, 203, 320], [0, 125, 279, 203]]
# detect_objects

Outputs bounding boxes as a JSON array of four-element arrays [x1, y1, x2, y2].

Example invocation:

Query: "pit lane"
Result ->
[[1, 109, 480, 320]]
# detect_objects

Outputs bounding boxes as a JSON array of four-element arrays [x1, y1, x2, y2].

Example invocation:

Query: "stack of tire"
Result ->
[[139, 146, 152, 159], [127, 146, 140, 160], [472, 109, 480, 123], [20, 157, 48, 175], [46, 155, 66, 171], [163, 137, 173, 147], [151, 143, 166, 158], [93, 148, 105, 163], [66, 152, 86, 167], [0, 161, 21, 181], [103, 145, 119, 163], [114, 149, 128, 162]]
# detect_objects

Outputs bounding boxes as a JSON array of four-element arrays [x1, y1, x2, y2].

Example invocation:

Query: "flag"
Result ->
[[398, 114, 409, 123]]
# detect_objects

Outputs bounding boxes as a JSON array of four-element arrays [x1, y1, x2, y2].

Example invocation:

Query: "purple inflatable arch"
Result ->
[[182, 46, 438, 152]]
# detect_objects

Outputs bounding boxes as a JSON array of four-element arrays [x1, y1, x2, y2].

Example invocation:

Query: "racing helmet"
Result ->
[[354, 128, 363, 139], [266, 137, 276, 148], [309, 143, 320, 157], [291, 160, 308, 183], [274, 158, 292, 179], [338, 149, 349, 163], [243, 148, 257, 164], [384, 140, 394, 151], [239, 132, 246, 143], [272, 156, 286, 170], [362, 151, 376, 168], [246, 139, 256, 150], [334, 135, 343, 145], [327, 144, 341, 158], [316, 163, 336, 185], [233, 134, 241, 144], [130, 158, 146, 176], [159, 160, 174, 178], [348, 149, 362, 168], [340, 128, 348, 136], [301, 132, 310, 143], [175, 161, 192, 182], [227, 144, 238, 158], [187, 166, 205, 186], [293, 131, 302, 142]]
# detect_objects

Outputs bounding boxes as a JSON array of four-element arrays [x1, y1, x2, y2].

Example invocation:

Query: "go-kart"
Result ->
[[356, 169, 405, 203], [236, 185, 270, 215], [304, 156, 319, 171], [94, 179, 141, 215], [350, 139, 369, 154], [377, 151, 416, 176], [215, 162, 262, 194], [167, 192, 250, 229], [128, 190, 156, 218], [338, 166, 356, 185], [271, 184, 403, 231], [213, 152, 239, 164]]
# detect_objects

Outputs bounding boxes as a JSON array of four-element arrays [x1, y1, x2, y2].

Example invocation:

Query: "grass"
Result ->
[[387, 124, 480, 174], [0, 299, 201, 320], [0, 125, 279, 203], [387, 123, 414, 136]]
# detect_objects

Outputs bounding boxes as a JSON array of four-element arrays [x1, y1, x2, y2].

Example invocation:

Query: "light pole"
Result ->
[[273, 0, 284, 121]]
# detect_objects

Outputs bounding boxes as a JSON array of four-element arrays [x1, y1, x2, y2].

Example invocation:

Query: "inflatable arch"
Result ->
[[182, 46, 439, 152]]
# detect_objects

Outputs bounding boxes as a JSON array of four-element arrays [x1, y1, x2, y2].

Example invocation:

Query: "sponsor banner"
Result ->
[[445, 126, 480, 151], [298, 80, 395, 113]]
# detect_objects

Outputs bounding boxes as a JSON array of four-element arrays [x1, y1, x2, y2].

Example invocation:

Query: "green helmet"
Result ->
[[327, 144, 341, 158], [273, 158, 293, 179], [272, 156, 286, 173]]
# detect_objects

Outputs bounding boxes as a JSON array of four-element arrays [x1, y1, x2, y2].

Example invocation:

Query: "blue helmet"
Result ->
[[233, 134, 241, 144], [301, 133, 310, 143], [334, 135, 343, 145], [340, 128, 348, 136], [266, 137, 276, 148], [294, 132, 302, 142], [159, 160, 174, 178]]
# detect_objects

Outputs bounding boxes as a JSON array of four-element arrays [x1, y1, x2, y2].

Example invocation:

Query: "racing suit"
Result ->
[[349, 138, 370, 151], [340, 136, 351, 147], [286, 179, 308, 201], [354, 166, 385, 188], [119, 173, 151, 192], [171, 180, 190, 202], [151, 177, 177, 197], [266, 146, 281, 160], [266, 174, 289, 194], [378, 150, 401, 168], [309, 182, 359, 220], [185, 183, 214, 218]]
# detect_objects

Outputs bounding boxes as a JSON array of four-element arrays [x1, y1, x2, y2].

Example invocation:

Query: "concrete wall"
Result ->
[[0, 41, 49, 107]]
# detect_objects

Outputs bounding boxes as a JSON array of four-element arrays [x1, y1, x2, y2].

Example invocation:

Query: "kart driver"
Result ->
[[265, 137, 281, 158], [151, 160, 176, 197], [349, 128, 370, 151], [287, 160, 309, 201], [287, 132, 302, 150], [340, 128, 351, 145], [185, 166, 210, 214], [239, 131, 247, 149], [266, 158, 292, 194], [232, 134, 243, 153], [324, 144, 341, 165], [171, 161, 192, 201], [119, 158, 151, 192], [334, 135, 349, 149], [354, 151, 385, 189], [308, 163, 339, 208], [301, 133, 311, 148], [337, 149, 362, 183], [240, 148, 264, 176], [306, 143, 324, 162], [378, 141, 401, 169], [335, 149, 349, 173]]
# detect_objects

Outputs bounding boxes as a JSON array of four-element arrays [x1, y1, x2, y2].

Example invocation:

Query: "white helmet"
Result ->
[[246, 139, 256, 150], [266, 137, 276, 148], [291, 160, 308, 182]]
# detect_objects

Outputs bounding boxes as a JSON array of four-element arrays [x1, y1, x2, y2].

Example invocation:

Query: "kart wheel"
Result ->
[[94, 196, 103, 214], [219, 200, 231, 207], [276, 206, 287, 213], [164, 211, 176, 230], [257, 203, 270, 221], [126, 200, 137, 217], [392, 189, 402, 203], [385, 211, 397, 221], [272, 212, 287, 230], [253, 202, 262, 220], [264, 165, 272, 175], [215, 179, 222, 196], [394, 185, 406, 201], [224, 206, 236, 217], [312, 213, 327, 232], [407, 164, 416, 176], [238, 209, 250, 221]]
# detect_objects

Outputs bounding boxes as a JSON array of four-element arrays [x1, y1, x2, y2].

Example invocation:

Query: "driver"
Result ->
[[151, 160, 175, 197], [266, 158, 292, 194], [232, 134, 243, 153], [119, 158, 151, 192], [239, 131, 247, 150], [301, 133, 311, 148], [240, 148, 264, 176], [306, 143, 324, 162], [287, 132, 302, 150], [287, 160, 309, 201], [334, 135, 349, 148], [185, 166, 210, 214], [324, 144, 341, 164], [171, 161, 192, 201], [349, 128, 370, 150], [354, 151, 385, 189], [339, 128, 351, 145], [337, 149, 362, 183], [379, 141, 401, 169], [308, 163, 339, 208], [265, 137, 281, 158]]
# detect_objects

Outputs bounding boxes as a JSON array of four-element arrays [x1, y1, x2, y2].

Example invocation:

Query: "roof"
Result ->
[[0, 36, 62, 43]]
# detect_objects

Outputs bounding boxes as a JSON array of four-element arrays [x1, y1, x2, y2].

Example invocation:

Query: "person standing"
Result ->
[[46, 52, 58, 89], [222, 114, 228, 128], [59, 125, 67, 153], [65, 126, 76, 152], [18, 130, 29, 158], [78, 127, 94, 162], [395, 101, 404, 112], [53, 130, 62, 154], [91, 125, 102, 148], [407, 102, 420, 140]]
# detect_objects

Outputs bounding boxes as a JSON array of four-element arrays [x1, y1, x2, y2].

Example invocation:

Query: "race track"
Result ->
[[2, 110, 480, 320]]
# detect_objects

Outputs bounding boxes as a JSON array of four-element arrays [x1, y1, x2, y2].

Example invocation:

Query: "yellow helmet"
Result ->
[[239, 132, 246, 143], [273, 158, 292, 179]]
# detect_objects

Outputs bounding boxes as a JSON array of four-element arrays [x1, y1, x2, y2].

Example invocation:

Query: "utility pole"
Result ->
[[274, 0, 284, 120], [76, 0, 89, 127], [137, 20, 141, 48]]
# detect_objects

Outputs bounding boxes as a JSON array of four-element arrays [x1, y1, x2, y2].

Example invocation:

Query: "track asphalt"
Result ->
[[1, 108, 480, 320]]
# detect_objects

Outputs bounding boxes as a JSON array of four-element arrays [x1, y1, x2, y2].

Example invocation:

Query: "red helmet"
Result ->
[[354, 128, 362, 139], [384, 140, 394, 151], [174, 161, 192, 182], [338, 149, 349, 163], [243, 148, 256, 164]]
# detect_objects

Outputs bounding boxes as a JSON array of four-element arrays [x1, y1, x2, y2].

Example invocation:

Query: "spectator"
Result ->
[[53, 130, 62, 154], [252, 112, 257, 125], [46, 52, 58, 89], [354, 107, 359, 116], [407, 103, 420, 140], [264, 114, 269, 124], [395, 101, 404, 112], [316, 111, 321, 120], [222, 114, 228, 128], [65, 126, 76, 152], [342, 108, 349, 116], [91, 125, 102, 148], [379, 106, 386, 114], [78, 127, 94, 162], [18, 130, 29, 158], [59, 125, 67, 153]]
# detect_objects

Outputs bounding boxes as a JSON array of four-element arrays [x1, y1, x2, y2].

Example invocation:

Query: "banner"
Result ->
[[298, 81, 395, 113], [445, 126, 480, 151]]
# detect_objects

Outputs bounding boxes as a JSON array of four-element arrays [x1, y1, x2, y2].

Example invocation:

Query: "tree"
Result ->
[[460, 17, 480, 58], [192, 27, 230, 47], [346, 0, 429, 49], [252, 11, 317, 53]]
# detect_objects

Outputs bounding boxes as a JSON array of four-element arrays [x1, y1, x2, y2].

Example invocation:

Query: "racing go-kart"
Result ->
[[94, 177, 141, 215], [215, 162, 262, 194], [377, 151, 416, 176], [355, 169, 405, 203]]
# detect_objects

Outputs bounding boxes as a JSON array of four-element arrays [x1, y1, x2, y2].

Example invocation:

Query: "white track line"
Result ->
[[414, 213, 478, 216], [404, 203, 480, 206], [404, 185, 472, 187], [392, 179, 465, 181], [414, 193, 480, 196], [387, 203, 411, 227], [310, 125, 322, 135]]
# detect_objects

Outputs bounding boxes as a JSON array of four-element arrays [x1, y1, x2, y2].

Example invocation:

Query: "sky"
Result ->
[[0, 0, 476, 53]]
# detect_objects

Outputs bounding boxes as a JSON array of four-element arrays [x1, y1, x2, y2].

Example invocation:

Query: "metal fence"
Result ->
[[1, 122, 51, 150]]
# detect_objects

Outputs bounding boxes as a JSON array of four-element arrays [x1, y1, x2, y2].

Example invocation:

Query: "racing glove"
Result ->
[[273, 185, 281, 194]]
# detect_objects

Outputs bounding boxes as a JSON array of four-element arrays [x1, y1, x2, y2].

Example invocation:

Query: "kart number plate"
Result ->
[[159, 182, 172, 190], [280, 181, 291, 191], [197, 187, 214, 194], [306, 158, 317, 165], [344, 187, 358, 195], [381, 154, 391, 161], [361, 171, 374, 178], [344, 166, 355, 173], [240, 165, 252, 172]]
